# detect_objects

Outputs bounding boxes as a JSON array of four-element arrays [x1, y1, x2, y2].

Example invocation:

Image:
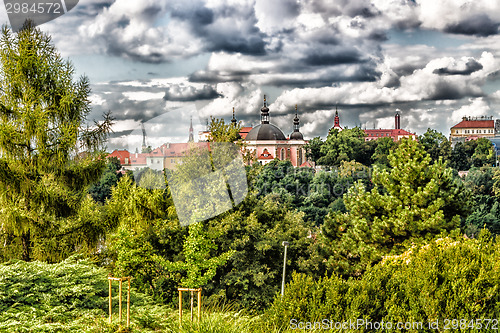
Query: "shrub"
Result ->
[[264, 230, 500, 332]]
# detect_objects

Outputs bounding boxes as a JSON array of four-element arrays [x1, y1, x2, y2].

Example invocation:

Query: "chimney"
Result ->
[[395, 111, 401, 129]]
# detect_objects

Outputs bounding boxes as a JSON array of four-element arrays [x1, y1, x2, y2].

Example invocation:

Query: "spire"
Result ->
[[293, 105, 299, 132], [290, 104, 304, 140], [188, 116, 194, 142], [260, 95, 269, 124], [231, 107, 237, 125], [333, 106, 343, 131]]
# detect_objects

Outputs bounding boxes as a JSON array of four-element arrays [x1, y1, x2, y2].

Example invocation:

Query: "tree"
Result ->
[[158, 221, 234, 288], [88, 157, 122, 203], [418, 128, 451, 163], [208, 116, 241, 143], [450, 140, 478, 171], [304, 137, 324, 164], [371, 137, 397, 168], [0, 23, 112, 261], [323, 139, 469, 276], [472, 138, 495, 167], [317, 127, 366, 166]]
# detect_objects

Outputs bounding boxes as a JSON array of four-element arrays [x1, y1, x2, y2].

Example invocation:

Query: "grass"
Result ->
[[0, 256, 289, 333]]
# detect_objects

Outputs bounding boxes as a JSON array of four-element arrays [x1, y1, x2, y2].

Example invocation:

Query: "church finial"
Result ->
[[260, 95, 270, 124], [290, 104, 303, 140], [231, 107, 237, 125]]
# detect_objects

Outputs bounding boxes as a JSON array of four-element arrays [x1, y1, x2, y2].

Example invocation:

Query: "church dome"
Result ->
[[289, 131, 304, 140], [245, 123, 286, 141]]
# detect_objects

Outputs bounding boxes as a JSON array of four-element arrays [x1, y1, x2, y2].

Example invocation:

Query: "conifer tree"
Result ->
[[323, 138, 469, 276], [0, 22, 112, 261]]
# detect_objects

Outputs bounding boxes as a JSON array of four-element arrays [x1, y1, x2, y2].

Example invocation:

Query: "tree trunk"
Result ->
[[21, 229, 31, 261]]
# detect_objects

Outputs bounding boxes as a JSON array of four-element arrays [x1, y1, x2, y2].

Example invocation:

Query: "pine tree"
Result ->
[[323, 138, 469, 276], [0, 22, 112, 261]]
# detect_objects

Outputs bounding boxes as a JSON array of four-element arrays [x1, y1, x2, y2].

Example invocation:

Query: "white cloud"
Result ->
[[451, 97, 491, 123]]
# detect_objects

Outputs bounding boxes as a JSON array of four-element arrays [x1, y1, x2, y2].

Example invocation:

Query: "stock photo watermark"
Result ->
[[126, 104, 248, 227], [4, 0, 79, 32]]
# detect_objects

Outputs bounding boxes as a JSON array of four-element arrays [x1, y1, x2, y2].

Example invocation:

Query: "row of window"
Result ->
[[455, 129, 494, 134]]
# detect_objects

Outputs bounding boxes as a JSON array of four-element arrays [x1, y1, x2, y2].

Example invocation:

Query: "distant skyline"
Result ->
[[1, 0, 499, 151]]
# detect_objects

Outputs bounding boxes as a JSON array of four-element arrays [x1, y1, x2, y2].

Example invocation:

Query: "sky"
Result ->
[[1, 0, 500, 152]]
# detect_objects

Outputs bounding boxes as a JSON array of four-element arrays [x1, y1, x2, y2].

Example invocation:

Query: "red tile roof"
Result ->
[[300, 161, 313, 168], [239, 127, 253, 139], [108, 150, 131, 165], [452, 120, 494, 129], [364, 129, 415, 136]]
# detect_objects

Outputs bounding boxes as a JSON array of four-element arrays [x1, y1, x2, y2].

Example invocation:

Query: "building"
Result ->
[[449, 116, 495, 145], [243, 97, 308, 166], [363, 111, 417, 141]]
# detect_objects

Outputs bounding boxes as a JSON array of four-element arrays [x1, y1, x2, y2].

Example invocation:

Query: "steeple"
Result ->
[[333, 106, 343, 131], [293, 105, 300, 132], [188, 116, 194, 142], [290, 104, 304, 140], [261, 95, 270, 124]]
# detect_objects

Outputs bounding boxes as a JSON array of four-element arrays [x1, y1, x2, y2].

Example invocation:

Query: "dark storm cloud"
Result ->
[[163, 85, 222, 101], [428, 81, 483, 100], [170, 6, 214, 26], [433, 59, 484, 76], [444, 14, 500, 37], [175, 3, 267, 56], [302, 49, 365, 66], [188, 70, 247, 83], [91, 90, 166, 122]]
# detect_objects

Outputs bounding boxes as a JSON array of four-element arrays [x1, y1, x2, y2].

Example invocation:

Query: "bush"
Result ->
[[0, 255, 167, 332], [264, 230, 500, 332]]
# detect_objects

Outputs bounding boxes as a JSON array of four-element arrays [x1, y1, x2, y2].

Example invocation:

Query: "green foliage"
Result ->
[[106, 176, 185, 304], [472, 138, 495, 167], [205, 193, 314, 310], [462, 167, 500, 236], [0, 23, 112, 262], [252, 160, 355, 225], [450, 140, 478, 171], [208, 117, 242, 143], [304, 137, 324, 164], [159, 221, 235, 289], [265, 231, 500, 331], [0, 256, 169, 332], [88, 157, 123, 203], [317, 128, 367, 166], [371, 137, 397, 168], [323, 139, 469, 276], [418, 128, 451, 164]]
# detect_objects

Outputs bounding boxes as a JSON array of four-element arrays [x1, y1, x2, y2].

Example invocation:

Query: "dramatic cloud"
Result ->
[[20, 0, 499, 149], [163, 84, 221, 101], [433, 58, 483, 76]]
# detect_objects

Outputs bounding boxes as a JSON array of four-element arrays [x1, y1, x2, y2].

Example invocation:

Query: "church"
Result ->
[[241, 96, 310, 167]]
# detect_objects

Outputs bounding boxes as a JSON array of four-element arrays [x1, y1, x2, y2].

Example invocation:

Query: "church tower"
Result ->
[[333, 106, 343, 131]]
